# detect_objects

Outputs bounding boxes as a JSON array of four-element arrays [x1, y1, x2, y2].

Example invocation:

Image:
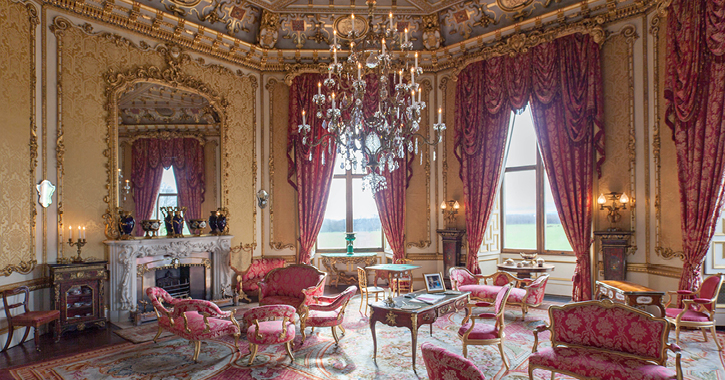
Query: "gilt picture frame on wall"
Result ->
[[424, 272, 446, 293]]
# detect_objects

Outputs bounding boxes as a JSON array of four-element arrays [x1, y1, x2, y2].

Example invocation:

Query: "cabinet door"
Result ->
[[61, 281, 99, 323]]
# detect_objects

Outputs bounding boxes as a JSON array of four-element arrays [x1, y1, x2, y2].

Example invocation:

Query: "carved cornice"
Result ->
[[626, 263, 681, 278]]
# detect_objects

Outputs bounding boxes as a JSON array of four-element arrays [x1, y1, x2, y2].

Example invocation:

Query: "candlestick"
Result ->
[[418, 88, 421, 103], [404, 28, 408, 43], [389, 12, 393, 30], [357, 63, 361, 81], [69, 225, 72, 240], [410, 67, 415, 85], [318, 82, 322, 96], [438, 107, 442, 124], [82, 226, 86, 240], [332, 92, 336, 110], [302, 110, 306, 125], [333, 47, 337, 65], [399, 70, 403, 85], [333, 29, 336, 46], [381, 39, 385, 55], [415, 52, 418, 69], [411, 90, 416, 105], [351, 13, 355, 36]]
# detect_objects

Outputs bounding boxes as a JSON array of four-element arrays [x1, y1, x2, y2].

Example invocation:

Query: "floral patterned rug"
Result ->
[[9, 297, 725, 379]]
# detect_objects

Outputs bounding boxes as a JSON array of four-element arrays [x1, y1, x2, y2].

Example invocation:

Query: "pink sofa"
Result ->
[[529, 299, 682, 380], [233, 258, 286, 301], [449, 267, 548, 317], [258, 264, 327, 320]]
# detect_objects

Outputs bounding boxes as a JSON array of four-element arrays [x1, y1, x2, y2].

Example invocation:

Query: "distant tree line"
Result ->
[[320, 218, 381, 232], [505, 213, 562, 225]]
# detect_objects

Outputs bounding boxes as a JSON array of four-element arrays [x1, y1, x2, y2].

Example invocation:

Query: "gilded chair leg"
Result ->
[[331, 326, 339, 344], [285, 341, 295, 361], [248, 343, 258, 365], [301, 327, 307, 345], [711, 326, 722, 350], [233, 333, 240, 352], [2, 326, 14, 352], [702, 328, 709, 342], [339, 325, 346, 336], [153, 327, 163, 343], [675, 326, 681, 346], [359, 293, 364, 313], [311, 327, 315, 333], [499, 342, 509, 370], [192, 340, 202, 362], [551, 371, 555, 380], [462, 344, 468, 358]]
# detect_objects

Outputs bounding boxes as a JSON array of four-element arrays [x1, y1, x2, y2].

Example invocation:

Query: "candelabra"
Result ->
[[299, 0, 446, 193], [117, 169, 132, 202], [440, 200, 460, 227], [67, 236, 87, 263]]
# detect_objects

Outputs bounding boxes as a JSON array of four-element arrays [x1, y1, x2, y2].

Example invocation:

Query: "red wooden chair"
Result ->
[[2, 286, 60, 352]]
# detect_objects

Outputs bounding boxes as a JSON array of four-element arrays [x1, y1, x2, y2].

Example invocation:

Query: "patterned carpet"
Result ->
[[9, 297, 725, 379]]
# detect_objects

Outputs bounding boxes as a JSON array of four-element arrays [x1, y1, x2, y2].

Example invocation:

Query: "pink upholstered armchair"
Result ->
[[258, 264, 327, 320], [145, 287, 241, 362], [459, 283, 513, 370], [243, 305, 296, 365], [665, 273, 724, 350], [300, 285, 357, 345], [421, 342, 486, 380], [232, 258, 286, 302], [145, 287, 181, 343], [507, 274, 549, 318]]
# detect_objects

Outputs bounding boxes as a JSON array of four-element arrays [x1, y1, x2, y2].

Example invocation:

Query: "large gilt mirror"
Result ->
[[104, 60, 227, 239]]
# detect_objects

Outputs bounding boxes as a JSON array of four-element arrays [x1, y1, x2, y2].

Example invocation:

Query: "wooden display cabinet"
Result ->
[[49, 261, 108, 335]]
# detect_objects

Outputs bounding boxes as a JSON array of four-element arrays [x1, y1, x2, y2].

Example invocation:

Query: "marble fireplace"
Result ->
[[105, 235, 234, 324]]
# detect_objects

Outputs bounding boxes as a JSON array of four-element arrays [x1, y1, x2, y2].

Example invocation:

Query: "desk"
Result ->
[[320, 253, 378, 287], [496, 263, 555, 279], [367, 263, 421, 296], [369, 290, 470, 372], [595, 280, 665, 317]]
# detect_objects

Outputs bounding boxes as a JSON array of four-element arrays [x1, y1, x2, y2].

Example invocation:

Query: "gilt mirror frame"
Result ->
[[103, 50, 229, 240]]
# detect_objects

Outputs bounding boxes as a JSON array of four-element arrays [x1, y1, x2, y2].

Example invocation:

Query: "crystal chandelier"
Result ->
[[297, 0, 446, 193]]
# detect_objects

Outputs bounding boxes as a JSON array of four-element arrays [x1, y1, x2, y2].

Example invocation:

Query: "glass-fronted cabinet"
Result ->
[[49, 261, 107, 335]]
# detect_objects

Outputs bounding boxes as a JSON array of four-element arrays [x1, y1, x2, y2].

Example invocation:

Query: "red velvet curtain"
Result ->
[[455, 58, 512, 275], [132, 139, 165, 227], [529, 35, 603, 301], [132, 138, 206, 228], [455, 33, 604, 299], [173, 138, 206, 221], [665, 0, 725, 292], [288, 73, 337, 264]]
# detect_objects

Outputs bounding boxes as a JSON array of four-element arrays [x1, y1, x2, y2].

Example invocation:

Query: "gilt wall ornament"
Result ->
[[258, 10, 280, 49], [496, 0, 535, 12], [421, 14, 442, 50]]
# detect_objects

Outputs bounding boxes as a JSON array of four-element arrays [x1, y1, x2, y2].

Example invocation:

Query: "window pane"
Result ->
[[332, 149, 366, 175], [544, 175, 573, 251], [505, 107, 537, 168], [352, 178, 382, 248], [318, 179, 347, 249], [503, 170, 536, 250]]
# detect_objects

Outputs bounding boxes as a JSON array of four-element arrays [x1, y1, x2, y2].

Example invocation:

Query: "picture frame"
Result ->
[[424, 272, 446, 293]]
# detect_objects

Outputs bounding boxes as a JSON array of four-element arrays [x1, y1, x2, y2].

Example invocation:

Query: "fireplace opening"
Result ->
[[154, 267, 207, 301]]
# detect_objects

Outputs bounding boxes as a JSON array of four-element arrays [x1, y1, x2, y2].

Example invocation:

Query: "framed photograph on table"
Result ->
[[424, 273, 446, 293]]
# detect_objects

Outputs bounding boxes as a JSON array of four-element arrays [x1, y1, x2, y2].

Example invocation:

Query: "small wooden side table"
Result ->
[[595, 280, 665, 317]]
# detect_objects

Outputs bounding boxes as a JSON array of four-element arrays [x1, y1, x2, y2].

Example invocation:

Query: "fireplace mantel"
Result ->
[[105, 235, 233, 323]]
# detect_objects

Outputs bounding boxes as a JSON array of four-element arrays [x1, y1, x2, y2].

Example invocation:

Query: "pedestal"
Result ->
[[594, 231, 633, 281], [437, 229, 466, 281]]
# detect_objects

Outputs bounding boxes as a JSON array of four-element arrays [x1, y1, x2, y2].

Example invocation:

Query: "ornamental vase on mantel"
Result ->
[[118, 210, 135, 240], [208, 211, 219, 235], [172, 208, 186, 238]]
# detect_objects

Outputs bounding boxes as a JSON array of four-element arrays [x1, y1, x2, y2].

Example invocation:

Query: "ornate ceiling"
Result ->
[[137, 0, 582, 50]]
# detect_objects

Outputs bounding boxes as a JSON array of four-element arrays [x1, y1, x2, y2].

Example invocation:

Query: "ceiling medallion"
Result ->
[[496, 0, 534, 12], [298, 0, 446, 193], [333, 14, 370, 41], [169, 0, 202, 8]]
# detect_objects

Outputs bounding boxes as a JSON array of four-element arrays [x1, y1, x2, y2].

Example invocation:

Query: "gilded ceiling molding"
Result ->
[[649, 12, 683, 261], [266, 78, 295, 252], [124, 130, 207, 144], [1, 0, 39, 276], [282, 63, 327, 86], [450, 19, 607, 80]]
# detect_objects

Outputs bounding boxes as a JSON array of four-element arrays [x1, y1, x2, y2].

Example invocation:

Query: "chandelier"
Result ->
[[297, 0, 446, 193]]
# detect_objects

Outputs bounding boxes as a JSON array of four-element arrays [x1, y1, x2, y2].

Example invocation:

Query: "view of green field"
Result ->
[[504, 223, 572, 251], [316, 231, 383, 249]]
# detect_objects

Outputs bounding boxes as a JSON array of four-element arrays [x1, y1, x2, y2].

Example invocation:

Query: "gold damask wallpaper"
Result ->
[[599, 32, 633, 233], [269, 80, 296, 251], [0, 0, 36, 276]]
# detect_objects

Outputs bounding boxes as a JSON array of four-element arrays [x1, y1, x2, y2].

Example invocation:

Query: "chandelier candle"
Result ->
[[302, 0, 446, 193]]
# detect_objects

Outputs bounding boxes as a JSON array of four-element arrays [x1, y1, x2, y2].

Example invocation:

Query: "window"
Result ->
[[317, 152, 384, 252], [502, 106, 572, 253], [151, 168, 190, 236]]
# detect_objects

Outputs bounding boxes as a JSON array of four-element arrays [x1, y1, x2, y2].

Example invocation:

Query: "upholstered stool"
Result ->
[[242, 305, 296, 365]]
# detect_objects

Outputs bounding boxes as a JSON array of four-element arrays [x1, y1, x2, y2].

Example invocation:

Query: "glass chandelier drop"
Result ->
[[297, 0, 446, 193]]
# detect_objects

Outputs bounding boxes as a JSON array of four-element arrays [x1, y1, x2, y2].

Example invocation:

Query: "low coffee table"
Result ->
[[595, 280, 665, 317]]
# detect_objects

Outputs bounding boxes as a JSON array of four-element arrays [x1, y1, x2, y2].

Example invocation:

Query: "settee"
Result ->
[[529, 299, 682, 380], [233, 257, 286, 302], [258, 264, 327, 320], [448, 267, 549, 317]]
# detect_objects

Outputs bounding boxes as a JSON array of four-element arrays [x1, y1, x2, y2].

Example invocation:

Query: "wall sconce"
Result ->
[[597, 192, 629, 229], [440, 200, 460, 227], [257, 189, 269, 209]]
